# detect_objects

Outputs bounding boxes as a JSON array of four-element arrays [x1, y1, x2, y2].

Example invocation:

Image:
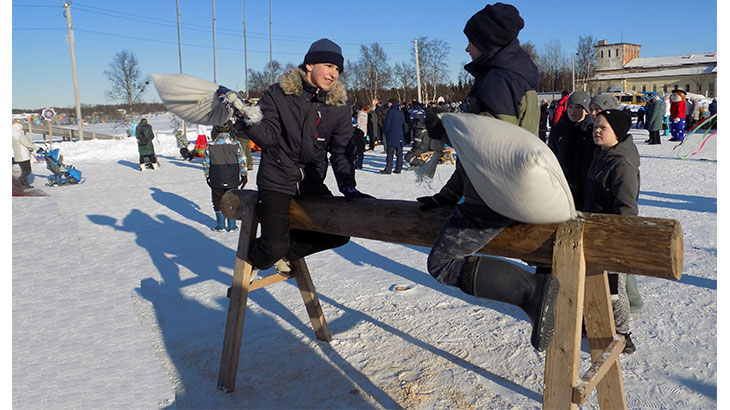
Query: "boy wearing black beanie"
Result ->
[[584, 109, 640, 353], [234, 38, 372, 274], [417, 3, 558, 352]]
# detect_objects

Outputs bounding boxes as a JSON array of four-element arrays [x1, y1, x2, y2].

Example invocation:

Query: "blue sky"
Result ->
[[9, 0, 719, 109]]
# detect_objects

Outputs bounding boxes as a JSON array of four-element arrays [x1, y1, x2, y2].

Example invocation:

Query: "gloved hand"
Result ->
[[240, 174, 248, 188], [216, 85, 246, 112], [416, 193, 452, 211], [342, 186, 374, 202]]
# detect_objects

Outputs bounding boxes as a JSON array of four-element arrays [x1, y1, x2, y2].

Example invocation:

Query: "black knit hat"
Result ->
[[597, 109, 632, 141], [302, 38, 344, 73], [463, 2, 524, 52], [567, 91, 590, 113]]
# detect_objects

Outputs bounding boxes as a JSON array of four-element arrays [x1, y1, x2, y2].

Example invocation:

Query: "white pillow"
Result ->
[[439, 113, 577, 224]]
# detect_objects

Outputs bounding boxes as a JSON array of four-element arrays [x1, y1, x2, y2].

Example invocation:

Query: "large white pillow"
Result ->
[[439, 112, 577, 224]]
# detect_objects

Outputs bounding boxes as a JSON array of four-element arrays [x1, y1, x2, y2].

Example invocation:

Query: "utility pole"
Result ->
[[269, 0, 273, 85], [242, 0, 249, 98], [414, 39, 422, 103], [63, 2, 83, 140], [212, 0, 217, 83], [176, 0, 186, 136], [571, 53, 575, 92]]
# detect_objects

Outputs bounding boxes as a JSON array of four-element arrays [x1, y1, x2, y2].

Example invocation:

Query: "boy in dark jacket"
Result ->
[[586, 109, 639, 353], [203, 121, 248, 232], [547, 91, 594, 211], [232, 38, 372, 273], [416, 3, 558, 352]]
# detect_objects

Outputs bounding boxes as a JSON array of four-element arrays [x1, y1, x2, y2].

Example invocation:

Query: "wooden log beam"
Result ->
[[220, 190, 683, 280]]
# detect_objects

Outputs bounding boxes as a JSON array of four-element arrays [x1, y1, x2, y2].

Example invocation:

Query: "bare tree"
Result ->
[[412, 37, 451, 102], [247, 61, 294, 97], [392, 61, 416, 102], [104, 50, 146, 114], [522, 41, 539, 63], [575, 35, 596, 90], [537, 39, 568, 95], [358, 42, 391, 102]]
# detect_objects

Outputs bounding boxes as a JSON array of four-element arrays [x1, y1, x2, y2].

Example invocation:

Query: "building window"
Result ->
[[598, 87, 602, 94], [608, 50, 611, 58], [709, 82, 715, 91], [686, 84, 690, 92], [600, 50, 603, 58], [698, 84, 702, 92], [616, 48, 619, 56], [663, 84, 668, 92], [642, 85, 647, 92], [653, 84, 657, 92]]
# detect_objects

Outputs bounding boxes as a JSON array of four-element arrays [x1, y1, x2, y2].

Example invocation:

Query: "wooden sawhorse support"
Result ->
[[216, 191, 683, 409], [216, 192, 332, 392]]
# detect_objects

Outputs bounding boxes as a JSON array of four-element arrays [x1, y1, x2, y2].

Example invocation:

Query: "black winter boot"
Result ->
[[460, 256, 560, 352]]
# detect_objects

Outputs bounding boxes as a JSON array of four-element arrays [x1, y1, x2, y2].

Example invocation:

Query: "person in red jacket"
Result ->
[[668, 89, 687, 141], [552, 90, 570, 125]]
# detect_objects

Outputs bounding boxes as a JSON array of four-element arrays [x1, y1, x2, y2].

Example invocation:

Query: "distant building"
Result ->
[[578, 40, 717, 98]]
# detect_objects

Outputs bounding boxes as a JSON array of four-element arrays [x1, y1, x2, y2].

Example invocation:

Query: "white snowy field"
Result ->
[[11, 114, 717, 409]]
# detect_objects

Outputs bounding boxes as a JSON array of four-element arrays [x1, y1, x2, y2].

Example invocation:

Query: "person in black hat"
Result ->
[[584, 108, 640, 354], [232, 37, 373, 274], [380, 98, 406, 174], [416, 3, 558, 352]]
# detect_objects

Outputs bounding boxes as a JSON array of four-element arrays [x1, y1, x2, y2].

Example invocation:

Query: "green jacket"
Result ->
[[136, 123, 156, 156]]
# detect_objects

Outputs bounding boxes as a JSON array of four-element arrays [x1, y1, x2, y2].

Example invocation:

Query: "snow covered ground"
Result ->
[[12, 114, 717, 409]]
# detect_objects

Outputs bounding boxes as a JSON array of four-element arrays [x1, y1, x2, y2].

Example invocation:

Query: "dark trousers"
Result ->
[[139, 154, 157, 164], [248, 189, 350, 270], [648, 130, 661, 144], [16, 159, 32, 187], [383, 144, 403, 173], [210, 187, 231, 212], [355, 150, 365, 169]]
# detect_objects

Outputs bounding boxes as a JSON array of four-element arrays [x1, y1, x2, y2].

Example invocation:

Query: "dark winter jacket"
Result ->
[[203, 133, 247, 189], [583, 137, 640, 216], [438, 39, 540, 206], [236, 68, 355, 196], [645, 99, 665, 132], [547, 114, 595, 211], [135, 122, 156, 156], [383, 104, 406, 147]]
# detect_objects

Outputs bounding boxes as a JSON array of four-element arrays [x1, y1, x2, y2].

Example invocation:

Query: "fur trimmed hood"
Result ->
[[278, 68, 348, 107]]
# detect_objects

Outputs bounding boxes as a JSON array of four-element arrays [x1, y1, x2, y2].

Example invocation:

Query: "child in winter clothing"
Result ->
[[347, 120, 367, 170], [669, 89, 687, 141], [589, 93, 644, 312], [586, 109, 639, 353], [135, 118, 159, 170], [203, 121, 248, 232], [231, 38, 372, 273], [417, 3, 558, 352], [548, 91, 595, 211]]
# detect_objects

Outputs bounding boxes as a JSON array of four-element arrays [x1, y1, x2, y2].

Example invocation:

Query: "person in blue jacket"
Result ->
[[380, 98, 406, 174]]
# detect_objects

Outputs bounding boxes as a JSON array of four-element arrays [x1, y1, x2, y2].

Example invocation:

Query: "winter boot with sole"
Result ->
[[460, 256, 560, 352], [213, 211, 226, 231]]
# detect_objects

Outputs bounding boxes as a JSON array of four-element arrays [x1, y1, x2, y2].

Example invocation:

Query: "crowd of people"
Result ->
[[14, 1, 720, 356]]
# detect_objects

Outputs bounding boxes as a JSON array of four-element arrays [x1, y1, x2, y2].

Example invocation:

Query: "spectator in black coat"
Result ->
[[547, 91, 594, 211], [380, 98, 406, 174]]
